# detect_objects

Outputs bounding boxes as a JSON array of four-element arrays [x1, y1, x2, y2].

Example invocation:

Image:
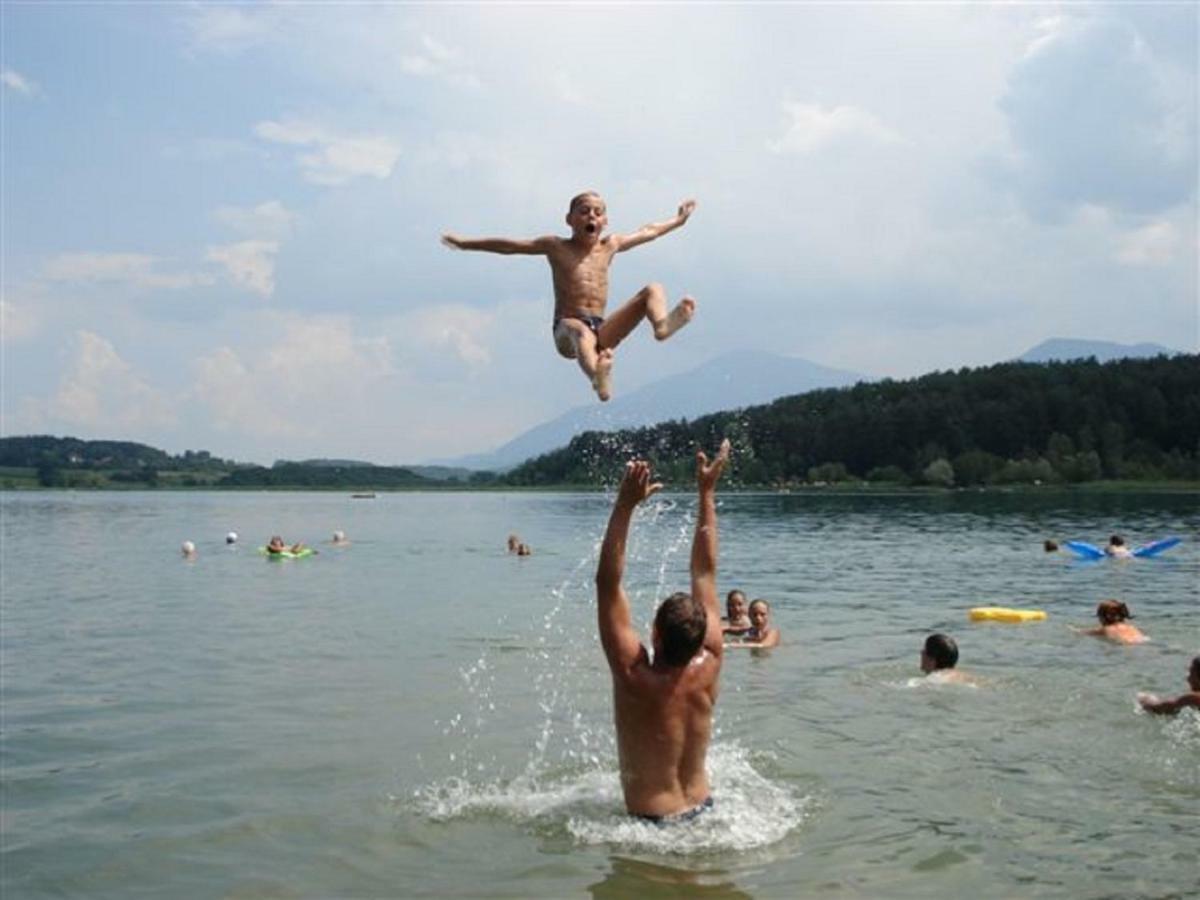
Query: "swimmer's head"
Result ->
[[226, 531, 238, 544], [1043, 539, 1059, 552], [333, 530, 346, 543], [653, 591, 707, 667], [1096, 599, 1131, 625], [517, 543, 531, 556], [566, 191, 607, 238], [1190, 656, 1200, 691], [181, 540, 196, 557], [748, 599, 771, 629], [507, 533, 520, 551], [1108, 535, 1125, 547], [921, 633, 958, 672], [726, 589, 747, 620]]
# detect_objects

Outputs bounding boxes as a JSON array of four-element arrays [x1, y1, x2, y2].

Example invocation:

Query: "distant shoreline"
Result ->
[[4, 481, 1198, 494]]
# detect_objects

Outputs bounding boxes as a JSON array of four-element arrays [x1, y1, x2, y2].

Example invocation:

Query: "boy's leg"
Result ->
[[554, 318, 613, 401], [597, 282, 695, 351]]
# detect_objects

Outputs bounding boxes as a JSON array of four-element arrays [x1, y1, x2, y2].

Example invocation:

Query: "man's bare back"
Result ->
[[596, 442, 730, 819], [442, 192, 697, 401]]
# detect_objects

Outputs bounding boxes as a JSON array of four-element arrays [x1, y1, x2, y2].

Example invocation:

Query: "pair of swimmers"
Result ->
[[1043, 535, 1137, 557], [1075, 601, 1198, 716], [720, 589, 780, 648], [506, 534, 532, 557]]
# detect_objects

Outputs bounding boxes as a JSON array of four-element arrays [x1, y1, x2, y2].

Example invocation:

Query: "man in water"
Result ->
[[920, 633, 975, 684], [595, 439, 730, 822], [442, 192, 696, 401]]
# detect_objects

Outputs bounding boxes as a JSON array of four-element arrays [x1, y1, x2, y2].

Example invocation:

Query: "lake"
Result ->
[[2, 489, 1197, 898]]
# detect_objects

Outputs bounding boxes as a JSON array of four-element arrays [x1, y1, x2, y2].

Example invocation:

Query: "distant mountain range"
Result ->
[[1016, 338, 1179, 364], [436, 350, 865, 471], [434, 338, 1186, 472]]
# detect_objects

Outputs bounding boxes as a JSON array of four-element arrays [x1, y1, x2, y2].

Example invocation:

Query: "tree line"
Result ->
[[504, 355, 1200, 488]]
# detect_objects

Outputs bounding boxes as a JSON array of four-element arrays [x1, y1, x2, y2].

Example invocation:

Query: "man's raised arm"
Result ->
[[441, 233, 554, 255], [615, 199, 696, 253], [596, 461, 661, 672], [692, 440, 730, 650]]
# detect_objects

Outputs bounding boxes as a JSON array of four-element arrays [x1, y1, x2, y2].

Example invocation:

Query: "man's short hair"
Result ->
[[655, 591, 707, 667], [568, 191, 602, 214], [924, 633, 959, 670]]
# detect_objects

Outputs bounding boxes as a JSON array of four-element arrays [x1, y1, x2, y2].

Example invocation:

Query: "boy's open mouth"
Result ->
[[586, 223, 597, 233]]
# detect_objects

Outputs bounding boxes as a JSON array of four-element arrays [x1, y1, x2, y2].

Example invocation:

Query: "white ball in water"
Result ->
[[226, 531, 238, 544]]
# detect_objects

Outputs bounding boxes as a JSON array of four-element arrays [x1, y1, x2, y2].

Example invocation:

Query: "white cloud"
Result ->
[[42, 252, 212, 290], [1, 68, 37, 95], [254, 119, 401, 185], [191, 318, 394, 438], [1115, 221, 1179, 266], [49, 331, 175, 429], [768, 102, 906, 154], [400, 34, 480, 89], [184, 5, 276, 53], [214, 200, 297, 239], [206, 240, 281, 298], [404, 305, 494, 368], [0, 299, 38, 342]]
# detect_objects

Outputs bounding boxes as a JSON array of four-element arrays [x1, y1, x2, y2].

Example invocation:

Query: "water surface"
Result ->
[[2, 490, 1197, 897]]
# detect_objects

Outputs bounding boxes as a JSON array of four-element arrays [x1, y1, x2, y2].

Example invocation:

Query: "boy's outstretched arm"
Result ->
[[614, 199, 696, 253], [596, 461, 662, 674], [441, 233, 554, 255], [693, 439, 730, 655]]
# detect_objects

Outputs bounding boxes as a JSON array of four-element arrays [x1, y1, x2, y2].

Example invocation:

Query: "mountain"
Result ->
[[1017, 338, 1180, 364], [440, 350, 865, 471]]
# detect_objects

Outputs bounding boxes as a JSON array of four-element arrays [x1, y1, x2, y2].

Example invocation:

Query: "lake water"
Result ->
[[2, 489, 1198, 898]]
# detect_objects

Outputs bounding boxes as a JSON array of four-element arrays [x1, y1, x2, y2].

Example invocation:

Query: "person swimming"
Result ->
[[721, 589, 751, 638], [919, 633, 975, 684], [1079, 599, 1147, 644], [1138, 656, 1200, 715], [1104, 535, 1132, 559]]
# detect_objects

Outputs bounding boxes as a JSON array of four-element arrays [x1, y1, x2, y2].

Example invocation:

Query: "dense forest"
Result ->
[[4, 354, 1198, 490], [505, 355, 1200, 488]]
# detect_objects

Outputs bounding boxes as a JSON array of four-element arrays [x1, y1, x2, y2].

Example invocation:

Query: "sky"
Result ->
[[1, 2, 1196, 466]]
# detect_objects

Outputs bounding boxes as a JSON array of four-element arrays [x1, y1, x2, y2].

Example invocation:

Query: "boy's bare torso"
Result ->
[[546, 235, 619, 320], [612, 649, 720, 816]]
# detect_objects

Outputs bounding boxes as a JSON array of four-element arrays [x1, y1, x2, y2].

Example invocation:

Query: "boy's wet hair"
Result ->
[[1043, 539, 1059, 552], [1109, 535, 1126, 547], [749, 599, 770, 613], [655, 591, 707, 667], [568, 191, 603, 214], [923, 633, 959, 670], [1096, 599, 1132, 624], [1191, 656, 1200, 678]]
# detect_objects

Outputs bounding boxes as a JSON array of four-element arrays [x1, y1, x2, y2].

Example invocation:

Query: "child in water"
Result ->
[[266, 536, 307, 555], [1080, 599, 1147, 644], [442, 192, 697, 401], [726, 599, 780, 648], [722, 589, 751, 638], [1138, 656, 1200, 715], [1105, 535, 1132, 558]]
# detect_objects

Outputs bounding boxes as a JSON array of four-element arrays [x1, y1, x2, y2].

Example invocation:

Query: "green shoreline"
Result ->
[[4, 481, 1199, 494]]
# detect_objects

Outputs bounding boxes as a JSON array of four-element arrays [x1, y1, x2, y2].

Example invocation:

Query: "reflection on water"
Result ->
[[590, 855, 751, 899]]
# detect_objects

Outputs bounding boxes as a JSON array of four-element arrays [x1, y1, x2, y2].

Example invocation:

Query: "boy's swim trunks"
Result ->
[[552, 314, 605, 357]]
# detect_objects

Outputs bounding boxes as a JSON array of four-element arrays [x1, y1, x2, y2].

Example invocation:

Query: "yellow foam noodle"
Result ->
[[969, 606, 1047, 623]]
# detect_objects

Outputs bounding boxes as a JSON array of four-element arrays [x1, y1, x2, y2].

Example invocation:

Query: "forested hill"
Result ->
[[505, 355, 1200, 487]]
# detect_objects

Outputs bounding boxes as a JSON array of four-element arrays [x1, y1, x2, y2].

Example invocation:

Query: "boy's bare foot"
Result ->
[[654, 296, 695, 341], [593, 349, 614, 401]]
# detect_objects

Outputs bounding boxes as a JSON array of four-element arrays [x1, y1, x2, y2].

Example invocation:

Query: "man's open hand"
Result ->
[[696, 439, 730, 492], [617, 460, 662, 508]]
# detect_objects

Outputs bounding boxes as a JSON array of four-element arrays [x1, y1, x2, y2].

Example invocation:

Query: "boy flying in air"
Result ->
[[442, 192, 697, 401]]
